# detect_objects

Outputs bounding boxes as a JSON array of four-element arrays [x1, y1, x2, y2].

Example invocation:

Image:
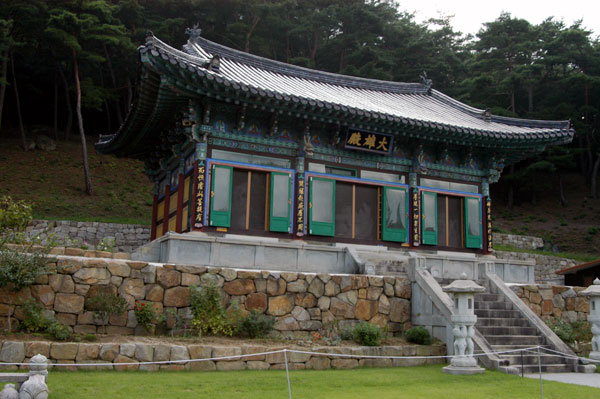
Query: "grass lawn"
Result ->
[[19, 366, 595, 398]]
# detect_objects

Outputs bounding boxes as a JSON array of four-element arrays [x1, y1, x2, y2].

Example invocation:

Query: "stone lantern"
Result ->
[[442, 273, 486, 375], [581, 278, 600, 361]]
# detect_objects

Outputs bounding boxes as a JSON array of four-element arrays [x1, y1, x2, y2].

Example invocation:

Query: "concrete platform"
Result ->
[[524, 373, 600, 388]]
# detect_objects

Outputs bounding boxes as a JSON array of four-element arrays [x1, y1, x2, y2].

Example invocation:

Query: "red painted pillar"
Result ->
[[150, 194, 158, 240], [175, 173, 184, 233], [162, 185, 170, 236]]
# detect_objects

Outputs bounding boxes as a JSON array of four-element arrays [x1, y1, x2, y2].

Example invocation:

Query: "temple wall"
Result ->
[[511, 284, 589, 323], [0, 248, 412, 337], [26, 220, 151, 253], [0, 340, 445, 371]]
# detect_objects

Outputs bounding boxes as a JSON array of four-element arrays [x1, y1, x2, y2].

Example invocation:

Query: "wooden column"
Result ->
[[162, 185, 170, 236], [175, 172, 184, 233], [150, 194, 158, 240]]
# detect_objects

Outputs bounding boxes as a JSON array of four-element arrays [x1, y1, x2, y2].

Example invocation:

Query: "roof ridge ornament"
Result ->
[[186, 24, 202, 40], [483, 108, 491, 122], [419, 71, 433, 90]]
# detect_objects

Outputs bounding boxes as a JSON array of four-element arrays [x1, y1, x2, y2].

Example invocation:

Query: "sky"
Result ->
[[397, 0, 600, 36]]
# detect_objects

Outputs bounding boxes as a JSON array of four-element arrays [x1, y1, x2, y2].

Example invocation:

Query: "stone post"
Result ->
[[581, 278, 600, 362], [442, 273, 486, 375]]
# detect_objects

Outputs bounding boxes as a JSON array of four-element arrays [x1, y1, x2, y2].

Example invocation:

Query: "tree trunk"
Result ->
[[73, 49, 92, 195], [310, 28, 318, 63], [10, 52, 27, 151], [559, 174, 567, 206], [53, 72, 58, 140], [244, 14, 260, 53], [57, 62, 73, 140], [104, 100, 111, 133], [591, 155, 600, 199], [0, 49, 8, 132], [103, 44, 123, 125], [510, 84, 516, 114]]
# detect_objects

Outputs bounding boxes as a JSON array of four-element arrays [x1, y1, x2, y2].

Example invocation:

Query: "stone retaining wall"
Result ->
[[26, 220, 151, 253], [511, 284, 589, 323], [493, 233, 544, 250], [0, 247, 412, 336], [0, 341, 445, 371], [494, 251, 576, 284]]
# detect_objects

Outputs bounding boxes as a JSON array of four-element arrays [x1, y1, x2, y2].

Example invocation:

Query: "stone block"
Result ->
[[216, 361, 246, 371], [74, 325, 96, 334], [330, 297, 355, 319], [324, 280, 340, 297], [351, 276, 368, 290], [57, 259, 82, 274], [337, 290, 357, 305], [73, 268, 110, 285], [369, 314, 388, 328], [76, 344, 100, 361], [200, 273, 224, 288], [378, 295, 390, 314], [157, 268, 181, 288], [110, 276, 123, 286], [237, 271, 260, 279], [188, 345, 212, 359], [31, 285, 55, 306], [164, 287, 190, 307], [281, 272, 298, 282], [135, 344, 154, 362], [219, 268, 237, 281], [394, 278, 411, 299], [212, 347, 241, 360], [113, 355, 139, 371], [246, 293, 268, 312], [170, 345, 189, 361], [317, 296, 330, 311], [241, 346, 267, 361], [267, 295, 294, 316], [224, 279, 256, 295], [118, 278, 145, 299], [355, 299, 377, 320], [0, 342, 25, 363], [308, 279, 324, 297], [266, 279, 286, 296], [368, 276, 384, 287], [181, 273, 200, 287], [273, 316, 300, 331], [120, 343, 136, 357], [306, 356, 330, 370], [359, 358, 392, 368], [127, 261, 148, 270], [50, 343, 78, 360], [332, 276, 351, 293], [99, 344, 119, 361], [153, 345, 171, 361], [367, 287, 383, 301], [49, 274, 75, 293], [291, 306, 310, 321], [108, 262, 131, 277], [331, 358, 358, 369], [389, 298, 410, 323], [54, 293, 84, 314], [145, 284, 164, 302], [246, 361, 270, 370], [25, 342, 50, 358], [287, 280, 308, 293], [187, 360, 216, 371], [105, 326, 133, 335]]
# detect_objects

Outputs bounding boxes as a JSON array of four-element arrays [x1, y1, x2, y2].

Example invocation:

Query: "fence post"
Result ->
[[283, 349, 292, 399]]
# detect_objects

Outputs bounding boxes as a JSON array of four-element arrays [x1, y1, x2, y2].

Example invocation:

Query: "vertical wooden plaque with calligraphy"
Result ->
[[486, 198, 493, 251], [193, 161, 206, 229], [296, 175, 305, 237], [412, 189, 420, 246]]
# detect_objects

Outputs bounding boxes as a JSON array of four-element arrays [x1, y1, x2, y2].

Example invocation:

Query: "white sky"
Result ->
[[397, 0, 600, 37]]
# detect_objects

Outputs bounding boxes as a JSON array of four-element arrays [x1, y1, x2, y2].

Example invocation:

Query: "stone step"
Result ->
[[490, 345, 550, 352], [474, 301, 513, 310], [499, 353, 567, 366], [475, 293, 503, 302], [477, 317, 531, 327], [485, 335, 543, 346], [477, 326, 538, 336], [474, 309, 522, 318], [515, 364, 574, 374]]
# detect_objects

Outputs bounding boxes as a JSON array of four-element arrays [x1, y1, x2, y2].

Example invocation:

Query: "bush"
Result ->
[[546, 318, 592, 343], [405, 326, 432, 345], [340, 327, 354, 341], [190, 283, 240, 336], [134, 300, 163, 332], [353, 322, 382, 346], [20, 299, 50, 333], [238, 310, 275, 338], [84, 333, 97, 341], [0, 196, 32, 231], [85, 293, 127, 334], [47, 321, 73, 341], [96, 237, 116, 252]]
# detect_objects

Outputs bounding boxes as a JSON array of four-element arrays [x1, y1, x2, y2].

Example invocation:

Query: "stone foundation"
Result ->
[[511, 284, 589, 322], [492, 233, 544, 250], [495, 251, 576, 284], [0, 247, 412, 336], [0, 340, 445, 371]]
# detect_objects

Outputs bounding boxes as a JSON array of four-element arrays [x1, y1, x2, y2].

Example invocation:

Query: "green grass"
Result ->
[[493, 244, 598, 263], [7, 366, 594, 398]]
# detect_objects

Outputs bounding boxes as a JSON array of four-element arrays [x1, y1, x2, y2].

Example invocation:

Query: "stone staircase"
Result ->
[[475, 291, 575, 374]]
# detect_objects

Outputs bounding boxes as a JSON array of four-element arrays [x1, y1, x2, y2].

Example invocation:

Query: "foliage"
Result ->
[[20, 298, 50, 333], [190, 283, 240, 337], [133, 300, 163, 332], [84, 333, 97, 341], [237, 310, 275, 338], [405, 326, 432, 345], [340, 327, 354, 341], [546, 317, 592, 343], [0, 236, 51, 291], [352, 321, 382, 346], [0, 196, 32, 231], [47, 320, 73, 341], [85, 293, 127, 333], [96, 237, 116, 252]]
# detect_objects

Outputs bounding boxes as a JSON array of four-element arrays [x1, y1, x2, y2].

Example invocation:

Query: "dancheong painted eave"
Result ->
[[96, 31, 574, 157]]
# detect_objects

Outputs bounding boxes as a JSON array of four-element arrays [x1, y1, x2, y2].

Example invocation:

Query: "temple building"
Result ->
[[96, 28, 573, 258]]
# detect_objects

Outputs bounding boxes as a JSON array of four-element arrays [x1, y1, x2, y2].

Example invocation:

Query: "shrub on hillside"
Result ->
[[21, 298, 50, 333], [85, 293, 128, 334], [405, 326, 432, 345], [0, 196, 32, 231], [190, 283, 241, 336], [353, 322, 382, 346], [546, 317, 592, 343], [238, 310, 275, 338]]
